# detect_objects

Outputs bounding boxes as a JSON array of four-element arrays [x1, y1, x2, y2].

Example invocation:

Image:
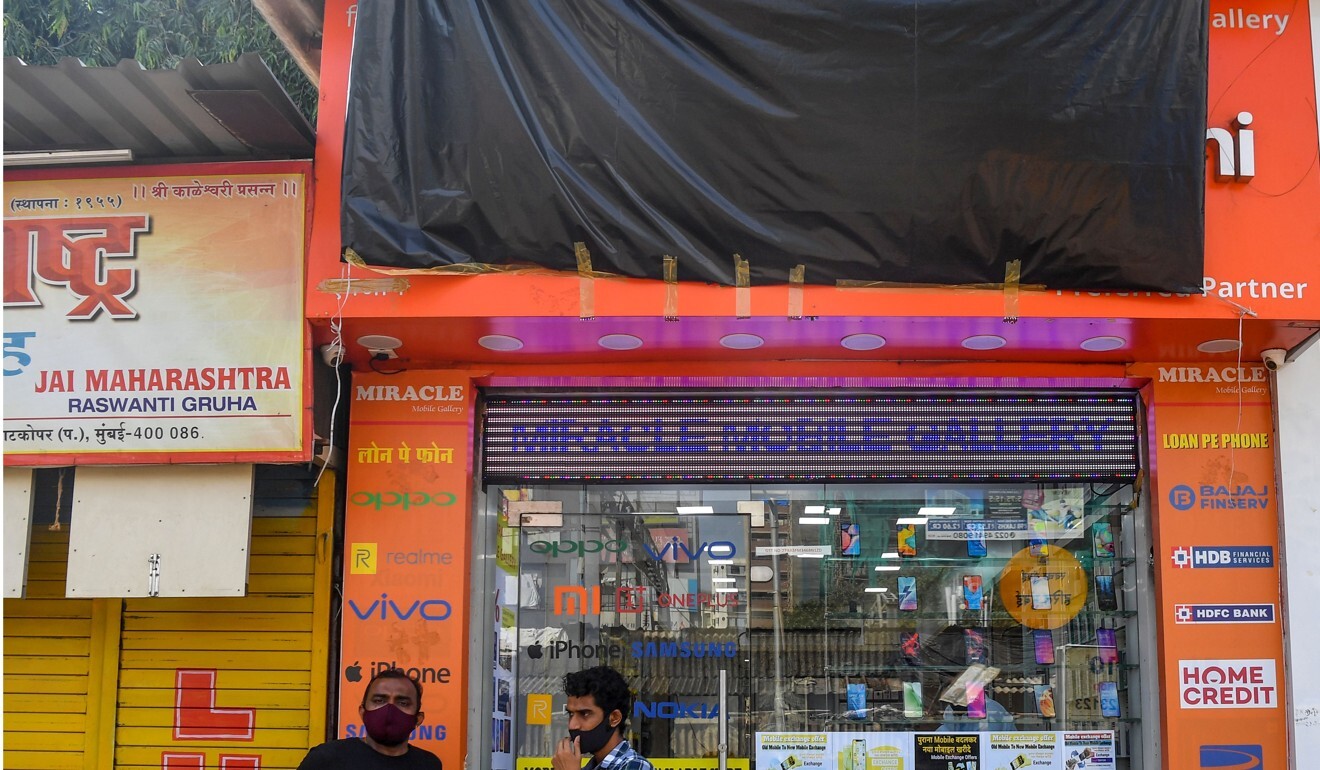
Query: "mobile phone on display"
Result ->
[[903, 681, 923, 718], [1092, 521, 1116, 558], [962, 575, 983, 611], [1099, 681, 1120, 717], [966, 520, 987, 557], [966, 682, 986, 718], [964, 627, 987, 663], [897, 524, 917, 557], [901, 631, 921, 664], [1095, 569, 1118, 611], [1033, 629, 1055, 665], [841, 523, 861, 556], [1035, 685, 1056, 718], [898, 577, 918, 610], [1097, 628, 1119, 663], [1030, 576, 1052, 609]]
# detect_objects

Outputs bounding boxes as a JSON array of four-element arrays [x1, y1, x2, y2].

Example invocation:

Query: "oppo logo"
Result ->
[[348, 593, 453, 621], [350, 491, 458, 510], [529, 539, 627, 557]]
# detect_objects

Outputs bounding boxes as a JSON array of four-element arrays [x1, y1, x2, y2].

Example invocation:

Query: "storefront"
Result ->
[[307, 2, 1319, 769]]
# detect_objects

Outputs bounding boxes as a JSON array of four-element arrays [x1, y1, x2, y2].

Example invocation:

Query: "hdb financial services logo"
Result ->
[[1170, 546, 1274, 569], [1200, 744, 1262, 769]]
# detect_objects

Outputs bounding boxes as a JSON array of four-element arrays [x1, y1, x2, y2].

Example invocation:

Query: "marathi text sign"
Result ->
[[2, 164, 309, 463]]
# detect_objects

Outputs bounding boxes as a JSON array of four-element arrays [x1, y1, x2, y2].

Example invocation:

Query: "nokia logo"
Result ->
[[355, 384, 465, 402], [634, 701, 719, 719]]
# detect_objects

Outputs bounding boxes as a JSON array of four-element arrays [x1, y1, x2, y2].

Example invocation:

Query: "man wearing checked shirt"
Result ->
[[552, 666, 655, 770]]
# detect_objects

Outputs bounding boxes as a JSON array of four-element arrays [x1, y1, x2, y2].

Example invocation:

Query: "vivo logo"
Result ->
[[634, 701, 720, 719], [1206, 112, 1255, 181], [642, 538, 738, 562], [349, 594, 453, 621]]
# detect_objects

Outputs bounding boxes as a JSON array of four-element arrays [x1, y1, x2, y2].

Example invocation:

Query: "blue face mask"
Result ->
[[570, 716, 617, 754]]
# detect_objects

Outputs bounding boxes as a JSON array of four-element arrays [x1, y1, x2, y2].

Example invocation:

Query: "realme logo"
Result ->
[[351, 543, 377, 574]]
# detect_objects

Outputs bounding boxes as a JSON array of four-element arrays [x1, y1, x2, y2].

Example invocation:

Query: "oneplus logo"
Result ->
[[350, 543, 377, 574]]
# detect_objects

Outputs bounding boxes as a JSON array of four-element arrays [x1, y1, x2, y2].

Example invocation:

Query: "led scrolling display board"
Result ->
[[482, 391, 1140, 482]]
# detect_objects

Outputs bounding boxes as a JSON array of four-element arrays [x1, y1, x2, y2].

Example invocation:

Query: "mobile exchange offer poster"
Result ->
[[755, 732, 1113, 770]]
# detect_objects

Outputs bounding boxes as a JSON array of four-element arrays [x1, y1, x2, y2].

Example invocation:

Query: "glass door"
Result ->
[[510, 486, 753, 763]]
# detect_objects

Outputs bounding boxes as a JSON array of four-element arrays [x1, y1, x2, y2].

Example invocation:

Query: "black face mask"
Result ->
[[570, 716, 617, 754]]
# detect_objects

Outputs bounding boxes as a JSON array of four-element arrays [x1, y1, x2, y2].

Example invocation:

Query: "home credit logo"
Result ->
[[1170, 546, 1274, 569], [1174, 603, 1276, 624], [1167, 484, 1270, 511], [1180, 659, 1277, 708], [1200, 745, 1263, 769]]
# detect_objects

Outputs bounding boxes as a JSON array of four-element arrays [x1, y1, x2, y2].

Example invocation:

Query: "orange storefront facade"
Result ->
[[307, 3, 1320, 770]]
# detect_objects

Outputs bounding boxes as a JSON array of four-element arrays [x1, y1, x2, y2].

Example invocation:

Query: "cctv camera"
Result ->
[[320, 343, 345, 367], [1261, 348, 1287, 371]]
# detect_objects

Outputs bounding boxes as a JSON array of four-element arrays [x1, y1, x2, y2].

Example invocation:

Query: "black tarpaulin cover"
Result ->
[[342, 0, 1208, 291]]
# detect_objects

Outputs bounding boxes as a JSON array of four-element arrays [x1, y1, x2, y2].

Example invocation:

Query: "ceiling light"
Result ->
[[598, 334, 643, 350], [1080, 335, 1126, 352], [841, 333, 887, 351], [917, 507, 957, 516], [805, 505, 826, 514], [711, 577, 737, 583], [708, 559, 733, 565], [713, 587, 740, 593], [357, 334, 403, 357], [478, 334, 524, 351], [676, 506, 714, 514], [719, 333, 764, 349], [895, 517, 928, 525], [881, 552, 899, 559], [827, 507, 841, 516], [795, 553, 825, 559], [961, 335, 1007, 350], [864, 587, 889, 593], [874, 565, 901, 571], [798, 516, 831, 525], [1197, 339, 1242, 353]]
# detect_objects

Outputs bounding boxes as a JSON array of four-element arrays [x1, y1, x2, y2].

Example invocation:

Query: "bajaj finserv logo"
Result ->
[[1200, 744, 1262, 768], [1168, 484, 1269, 511]]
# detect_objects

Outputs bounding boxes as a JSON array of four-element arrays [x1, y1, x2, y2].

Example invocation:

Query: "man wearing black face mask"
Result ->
[[297, 668, 443, 769], [553, 666, 654, 770]]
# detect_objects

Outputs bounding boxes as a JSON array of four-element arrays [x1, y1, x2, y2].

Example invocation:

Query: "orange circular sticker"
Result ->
[[998, 545, 1089, 629]]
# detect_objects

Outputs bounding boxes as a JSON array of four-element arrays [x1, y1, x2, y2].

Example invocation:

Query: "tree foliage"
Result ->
[[3, 0, 317, 121]]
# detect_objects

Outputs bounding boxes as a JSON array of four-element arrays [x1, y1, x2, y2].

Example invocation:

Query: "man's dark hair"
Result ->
[[363, 667, 423, 710], [564, 665, 633, 732]]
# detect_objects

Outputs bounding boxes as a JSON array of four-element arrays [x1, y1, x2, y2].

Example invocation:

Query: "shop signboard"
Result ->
[[339, 370, 475, 768], [2, 162, 311, 464]]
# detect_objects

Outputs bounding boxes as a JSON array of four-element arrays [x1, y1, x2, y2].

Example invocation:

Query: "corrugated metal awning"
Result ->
[[3, 53, 314, 162]]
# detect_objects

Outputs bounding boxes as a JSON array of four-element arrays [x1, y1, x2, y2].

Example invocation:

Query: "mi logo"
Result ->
[[1206, 112, 1255, 181], [351, 543, 378, 574], [552, 585, 646, 615]]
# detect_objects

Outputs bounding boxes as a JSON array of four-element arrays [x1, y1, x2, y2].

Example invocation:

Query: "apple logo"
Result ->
[[345, 661, 363, 682], [527, 643, 543, 660]]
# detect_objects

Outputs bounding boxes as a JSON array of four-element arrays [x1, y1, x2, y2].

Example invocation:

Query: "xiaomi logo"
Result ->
[[350, 543, 378, 574]]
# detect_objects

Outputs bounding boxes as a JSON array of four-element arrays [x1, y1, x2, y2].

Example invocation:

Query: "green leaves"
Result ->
[[4, 0, 317, 120]]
